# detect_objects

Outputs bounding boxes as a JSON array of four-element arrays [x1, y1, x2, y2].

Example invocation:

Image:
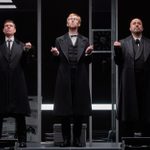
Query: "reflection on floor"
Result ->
[[18, 142, 121, 150]]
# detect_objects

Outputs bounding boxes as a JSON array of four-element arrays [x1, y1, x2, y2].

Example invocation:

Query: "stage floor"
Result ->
[[19, 142, 121, 150]]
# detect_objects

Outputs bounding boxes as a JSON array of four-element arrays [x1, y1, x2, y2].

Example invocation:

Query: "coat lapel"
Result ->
[[125, 36, 150, 61], [59, 34, 70, 62], [1, 40, 22, 62], [77, 34, 86, 61], [59, 33, 86, 62], [1, 42, 10, 61], [126, 36, 134, 58], [10, 40, 20, 61], [142, 37, 150, 61]]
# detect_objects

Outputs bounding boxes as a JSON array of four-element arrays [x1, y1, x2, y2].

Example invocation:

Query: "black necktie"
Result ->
[[7, 40, 12, 59], [70, 35, 77, 38], [135, 39, 140, 46], [7, 39, 12, 50], [134, 39, 140, 59]]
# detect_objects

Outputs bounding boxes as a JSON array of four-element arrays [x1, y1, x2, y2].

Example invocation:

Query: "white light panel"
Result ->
[[41, 104, 116, 111], [0, 4, 16, 8], [0, 0, 12, 3]]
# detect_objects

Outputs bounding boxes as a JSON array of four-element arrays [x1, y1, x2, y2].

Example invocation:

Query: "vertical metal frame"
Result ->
[[37, 0, 42, 142], [89, 0, 119, 143], [111, 0, 118, 143], [89, 0, 93, 146]]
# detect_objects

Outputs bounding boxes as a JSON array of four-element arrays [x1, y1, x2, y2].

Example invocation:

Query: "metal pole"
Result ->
[[111, 0, 119, 143], [37, 0, 42, 142], [89, 0, 93, 147]]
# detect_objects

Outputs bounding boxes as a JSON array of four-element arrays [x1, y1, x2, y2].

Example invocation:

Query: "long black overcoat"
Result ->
[[53, 33, 92, 116], [0, 39, 30, 116], [114, 35, 150, 122]]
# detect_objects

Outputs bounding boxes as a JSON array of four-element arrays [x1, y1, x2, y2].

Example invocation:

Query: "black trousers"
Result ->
[[119, 71, 150, 140], [61, 115, 83, 141], [0, 114, 26, 143], [61, 68, 83, 141]]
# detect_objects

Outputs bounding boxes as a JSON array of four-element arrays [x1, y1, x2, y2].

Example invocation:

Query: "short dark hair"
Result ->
[[3, 19, 16, 28]]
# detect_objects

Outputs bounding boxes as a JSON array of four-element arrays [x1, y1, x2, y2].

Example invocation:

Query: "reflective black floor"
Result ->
[[18, 142, 121, 150]]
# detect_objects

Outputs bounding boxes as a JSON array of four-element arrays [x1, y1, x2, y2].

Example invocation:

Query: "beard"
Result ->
[[133, 27, 143, 33]]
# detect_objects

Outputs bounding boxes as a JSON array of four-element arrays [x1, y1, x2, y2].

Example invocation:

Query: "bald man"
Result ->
[[114, 18, 150, 139]]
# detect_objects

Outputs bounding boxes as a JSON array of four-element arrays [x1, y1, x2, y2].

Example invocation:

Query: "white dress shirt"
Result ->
[[6, 36, 14, 50]]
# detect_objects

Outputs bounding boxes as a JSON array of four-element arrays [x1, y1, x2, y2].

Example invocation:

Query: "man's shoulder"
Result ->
[[56, 33, 67, 40], [77, 34, 88, 42], [14, 38, 21, 43], [56, 35, 64, 40], [122, 36, 132, 41], [142, 36, 150, 42], [119, 36, 132, 44]]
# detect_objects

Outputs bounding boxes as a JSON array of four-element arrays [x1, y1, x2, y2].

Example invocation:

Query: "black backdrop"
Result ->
[[0, 0, 150, 142]]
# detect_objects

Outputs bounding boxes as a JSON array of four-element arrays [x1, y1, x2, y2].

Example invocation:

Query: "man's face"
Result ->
[[67, 14, 80, 29], [3, 22, 16, 37], [129, 18, 143, 34]]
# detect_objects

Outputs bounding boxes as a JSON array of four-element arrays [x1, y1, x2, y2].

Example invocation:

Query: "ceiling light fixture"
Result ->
[[0, 4, 16, 8], [0, 0, 12, 3]]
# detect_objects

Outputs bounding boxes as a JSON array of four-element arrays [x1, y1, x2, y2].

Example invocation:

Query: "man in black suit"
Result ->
[[51, 13, 93, 147], [114, 18, 150, 139], [0, 19, 32, 147]]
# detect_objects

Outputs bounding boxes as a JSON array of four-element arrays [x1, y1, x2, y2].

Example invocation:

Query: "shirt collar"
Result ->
[[5, 36, 14, 42], [132, 35, 142, 41]]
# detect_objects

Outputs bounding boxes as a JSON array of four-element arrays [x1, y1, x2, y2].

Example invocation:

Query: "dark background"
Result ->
[[118, 0, 150, 39], [0, 0, 149, 142]]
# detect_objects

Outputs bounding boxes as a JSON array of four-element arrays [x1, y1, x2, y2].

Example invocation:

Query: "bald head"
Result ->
[[129, 18, 143, 37]]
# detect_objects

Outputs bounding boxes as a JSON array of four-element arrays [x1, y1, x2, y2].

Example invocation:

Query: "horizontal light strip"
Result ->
[[92, 104, 112, 110], [0, 0, 12, 3], [0, 5, 16, 8], [41, 104, 116, 111], [42, 104, 54, 110]]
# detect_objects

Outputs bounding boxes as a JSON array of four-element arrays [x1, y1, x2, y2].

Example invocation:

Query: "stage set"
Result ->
[[1, 138, 150, 150], [1, 0, 150, 150], [0, 139, 121, 150], [1, 137, 150, 150], [18, 142, 121, 150]]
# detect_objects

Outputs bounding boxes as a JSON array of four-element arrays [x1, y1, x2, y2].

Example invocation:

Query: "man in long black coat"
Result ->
[[51, 13, 93, 147], [0, 19, 32, 147], [114, 18, 150, 138]]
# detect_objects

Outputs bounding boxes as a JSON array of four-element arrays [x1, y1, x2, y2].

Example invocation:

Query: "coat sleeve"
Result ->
[[50, 38, 61, 63], [114, 46, 123, 65], [114, 40, 124, 65], [84, 38, 92, 64]]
